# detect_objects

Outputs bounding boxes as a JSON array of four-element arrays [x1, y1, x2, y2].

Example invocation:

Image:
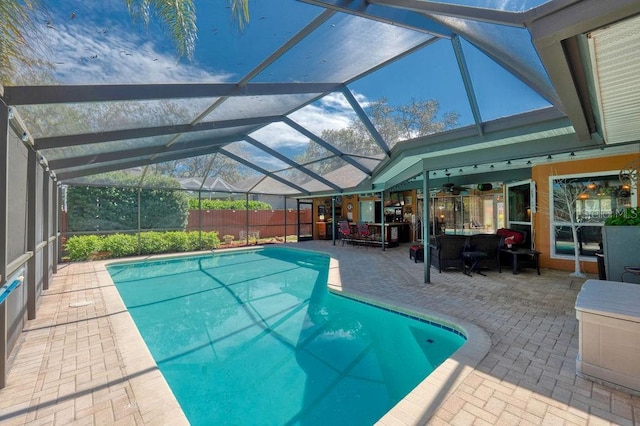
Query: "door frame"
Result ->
[[297, 199, 313, 241]]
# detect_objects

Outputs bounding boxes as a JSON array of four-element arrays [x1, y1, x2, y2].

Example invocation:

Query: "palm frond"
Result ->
[[0, 0, 37, 83], [230, 0, 250, 29], [124, 0, 197, 60]]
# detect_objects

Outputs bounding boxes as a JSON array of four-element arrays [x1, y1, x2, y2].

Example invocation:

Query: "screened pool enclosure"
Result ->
[[1, 0, 640, 387]]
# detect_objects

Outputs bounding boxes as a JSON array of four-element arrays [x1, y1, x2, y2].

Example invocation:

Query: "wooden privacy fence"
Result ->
[[61, 208, 314, 240], [187, 209, 311, 239]]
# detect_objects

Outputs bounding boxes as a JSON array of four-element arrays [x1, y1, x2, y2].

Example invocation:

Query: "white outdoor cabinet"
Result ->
[[575, 279, 640, 395]]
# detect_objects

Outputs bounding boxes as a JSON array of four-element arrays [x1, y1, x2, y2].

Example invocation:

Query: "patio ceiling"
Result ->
[[2, 0, 639, 196]]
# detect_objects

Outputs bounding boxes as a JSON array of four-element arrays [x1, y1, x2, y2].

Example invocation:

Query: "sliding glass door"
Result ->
[[506, 180, 533, 248]]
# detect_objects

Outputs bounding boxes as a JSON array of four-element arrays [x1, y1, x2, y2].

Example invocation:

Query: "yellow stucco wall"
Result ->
[[532, 153, 639, 274]]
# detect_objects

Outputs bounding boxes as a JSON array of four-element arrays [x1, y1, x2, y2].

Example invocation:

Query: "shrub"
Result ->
[[139, 232, 170, 254], [101, 234, 137, 258], [199, 232, 220, 250], [604, 207, 640, 226], [164, 231, 191, 252], [63, 231, 220, 261], [65, 235, 102, 260]]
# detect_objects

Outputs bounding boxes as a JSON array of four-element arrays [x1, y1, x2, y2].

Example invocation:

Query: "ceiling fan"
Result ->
[[439, 173, 465, 195]]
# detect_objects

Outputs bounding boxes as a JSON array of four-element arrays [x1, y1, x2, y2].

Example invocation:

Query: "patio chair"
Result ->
[[466, 234, 502, 271], [337, 220, 353, 246], [429, 234, 468, 272], [356, 221, 375, 248]]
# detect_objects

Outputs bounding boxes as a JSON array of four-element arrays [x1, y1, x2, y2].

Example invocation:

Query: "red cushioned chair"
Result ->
[[496, 228, 527, 248], [356, 221, 374, 248], [337, 220, 353, 246]]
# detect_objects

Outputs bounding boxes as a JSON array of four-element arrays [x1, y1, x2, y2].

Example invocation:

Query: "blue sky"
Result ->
[[23, 0, 552, 161]]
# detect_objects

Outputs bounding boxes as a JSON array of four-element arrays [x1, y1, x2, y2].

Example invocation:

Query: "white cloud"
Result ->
[[250, 122, 309, 150], [33, 21, 230, 84], [249, 91, 370, 152]]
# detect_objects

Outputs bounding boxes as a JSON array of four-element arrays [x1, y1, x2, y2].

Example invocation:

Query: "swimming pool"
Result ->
[[107, 247, 465, 425]]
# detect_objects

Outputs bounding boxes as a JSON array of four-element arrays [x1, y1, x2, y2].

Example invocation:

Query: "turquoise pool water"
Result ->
[[107, 247, 465, 425]]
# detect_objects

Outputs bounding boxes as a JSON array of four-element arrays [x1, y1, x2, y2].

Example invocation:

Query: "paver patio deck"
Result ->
[[1, 240, 639, 425]]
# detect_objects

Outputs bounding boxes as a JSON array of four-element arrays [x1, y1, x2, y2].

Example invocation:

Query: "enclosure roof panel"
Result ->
[[2, 0, 638, 195]]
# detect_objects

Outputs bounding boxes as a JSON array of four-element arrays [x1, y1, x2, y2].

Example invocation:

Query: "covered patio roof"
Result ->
[[2, 0, 639, 195]]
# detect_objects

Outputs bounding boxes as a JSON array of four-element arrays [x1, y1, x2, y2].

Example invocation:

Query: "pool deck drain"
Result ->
[[0, 240, 639, 425]]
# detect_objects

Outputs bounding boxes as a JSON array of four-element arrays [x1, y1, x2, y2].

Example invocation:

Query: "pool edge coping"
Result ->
[[325, 256, 492, 425], [95, 260, 190, 425], [96, 246, 490, 425]]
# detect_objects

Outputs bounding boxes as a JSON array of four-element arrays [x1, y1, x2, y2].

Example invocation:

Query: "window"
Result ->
[[359, 201, 375, 223], [550, 172, 634, 259]]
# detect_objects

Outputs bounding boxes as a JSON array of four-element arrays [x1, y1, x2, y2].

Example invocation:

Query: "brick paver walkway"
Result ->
[[0, 240, 639, 425]]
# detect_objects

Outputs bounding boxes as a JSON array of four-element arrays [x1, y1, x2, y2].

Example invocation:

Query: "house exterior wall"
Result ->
[[532, 153, 640, 274]]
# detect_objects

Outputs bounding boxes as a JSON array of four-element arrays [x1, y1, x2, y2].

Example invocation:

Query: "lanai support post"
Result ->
[[283, 196, 287, 244], [42, 171, 49, 291], [245, 193, 250, 245], [331, 197, 336, 245], [198, 190, 202, 247], [57, 185, 62, 268], [0, 105, 10, 388], [52, 183, 59, 274], [380, 191, 385, 251], [137, 188, 141, 255], [26, 148, 36, 319], [423, 169, 431, 284]]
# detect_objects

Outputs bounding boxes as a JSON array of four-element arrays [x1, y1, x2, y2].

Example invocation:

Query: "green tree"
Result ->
[[295, 98, 459, 176], [0, 0, 37, 82], [148, 150, 255, 187]]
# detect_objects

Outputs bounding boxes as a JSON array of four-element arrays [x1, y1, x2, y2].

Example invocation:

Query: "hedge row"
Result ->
[[67, 173, 190, 232], [64, 231, 220, 261], [188, 198, 272, 210]]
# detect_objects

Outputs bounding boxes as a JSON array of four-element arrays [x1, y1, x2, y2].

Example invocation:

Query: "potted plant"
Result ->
[[602, 207, 640, 283], [223, 235, 235, 245]]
